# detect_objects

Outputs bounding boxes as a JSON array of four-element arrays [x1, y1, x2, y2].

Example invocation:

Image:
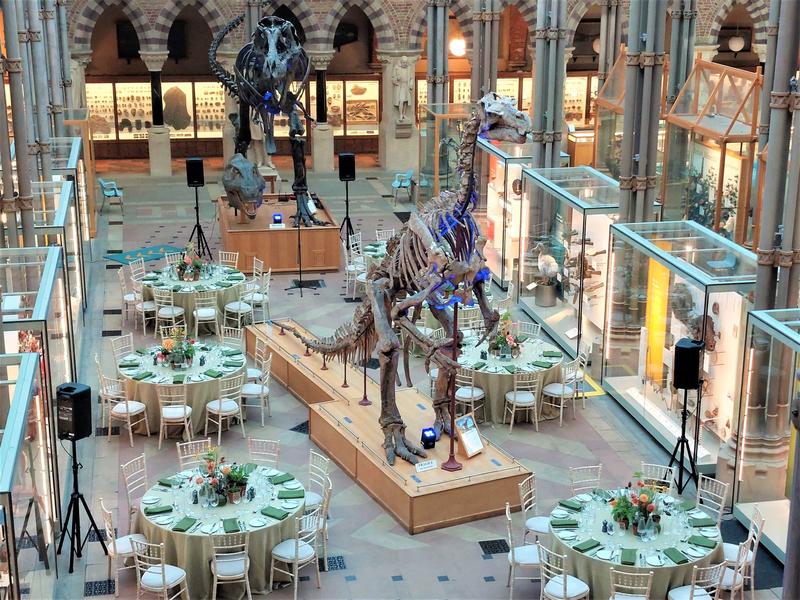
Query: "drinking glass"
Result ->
[[210, 493, 219, 508]]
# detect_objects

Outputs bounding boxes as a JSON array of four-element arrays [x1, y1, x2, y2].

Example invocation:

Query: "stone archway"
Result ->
[[270, 0, 322, 47], [707, 0, 769, 48], [152, 0, 231, 51], [407, 0, 474, 53], [72, 0, 153, 48], [320, 0, 396, 50]]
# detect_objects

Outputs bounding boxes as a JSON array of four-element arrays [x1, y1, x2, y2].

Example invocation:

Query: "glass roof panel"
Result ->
[[523, 166, 620, 212], [749, 309, 800, 353], [596, 46, 627, 109]]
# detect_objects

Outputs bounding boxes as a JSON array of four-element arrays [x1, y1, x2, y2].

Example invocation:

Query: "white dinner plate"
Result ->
[[154, 516, 173, 525], [200, 523, 218, 535], [141, 496, 160, 505], [551, 509, 569, 519], [556, 530, 577, 540], [283, 481, 302, 490], [178, 470, 194, 478], [263, 468, 278, 477], [123, 354, 139, 362], [684, 546, 706, 558], [595, 549, 613, 561], [575, 493, 592, 502], [281, 500, 301, 510], [688, 509, 706, 518], [699, 527, 719, 538], [249, 517, 268, 527], [646, 556, 665, 567], [661, 496, 676, 505]]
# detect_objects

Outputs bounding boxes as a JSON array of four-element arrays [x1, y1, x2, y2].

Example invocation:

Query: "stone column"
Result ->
[[216, 49, 239, 163], [597, 0, 623, 89], [378, 51, 420, 171], [70, 50, 92, 110], [14, 0, 36, 145], [140, 50, 171, 177], [471, 0, 500, 100], [427, 0, 450, 105], [307, 50, 335, 173], [0, 61, 19, 247], [43, 0, 66, 135], [56, 0, 72, 109], [665, 0, 697, 110], [25, 0, 55, 182]]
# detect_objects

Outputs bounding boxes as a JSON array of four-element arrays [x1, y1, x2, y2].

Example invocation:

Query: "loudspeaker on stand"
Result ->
[[57, 383, 92, 441], [338, 152, 356, 182], [673, 338, 704, 390], [186, 157, 205, 188]]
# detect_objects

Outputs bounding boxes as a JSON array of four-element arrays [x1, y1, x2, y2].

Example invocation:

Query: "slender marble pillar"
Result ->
[[140, 51, 171, 176]]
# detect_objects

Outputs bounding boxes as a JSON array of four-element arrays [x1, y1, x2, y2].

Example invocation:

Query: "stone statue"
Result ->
[[391, 57, 414, 121], [248, 109, 275, 169]]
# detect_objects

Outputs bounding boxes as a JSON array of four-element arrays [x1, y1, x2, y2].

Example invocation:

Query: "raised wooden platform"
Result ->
[[246, 322, 530, 534], [219, 194, 341, 273]]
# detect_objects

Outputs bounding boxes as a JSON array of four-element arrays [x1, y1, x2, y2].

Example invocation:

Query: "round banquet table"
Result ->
[[134, 465, 304, 599], [140, 265, 246, 330], [118, 343, 246, 434], [363, 241, 387, 270], [549, 491, 724, 600], [456, 334, 565, 424]]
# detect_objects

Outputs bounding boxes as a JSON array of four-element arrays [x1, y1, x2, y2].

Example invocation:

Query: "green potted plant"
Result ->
[[225, 464, 249, 504], [609, 494, 634, 530]]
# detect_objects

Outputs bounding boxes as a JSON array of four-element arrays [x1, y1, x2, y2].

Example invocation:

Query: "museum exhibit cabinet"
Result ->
[[660, 61, 761, 245], [63, 109, 98, 238], [415, 76, 533, 118], [518, 167, 619, 358], [474, 137, 533, 289], [307, 76, 381, 153], [602, 220, 756, 471], [417, 103, 472, 208], [0, 353, 59, 600]]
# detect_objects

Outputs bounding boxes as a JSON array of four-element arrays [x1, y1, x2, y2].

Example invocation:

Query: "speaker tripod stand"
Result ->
[[188, 186, 212, 259], [339, 179, 354, 243], [57, 438, 107, 573], [668, 387, 700, 494]]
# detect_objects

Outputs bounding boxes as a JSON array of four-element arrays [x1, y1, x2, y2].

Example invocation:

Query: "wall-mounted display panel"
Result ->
[[345, 80, 380, 136], [194, 81, 225, 139], [85, 82, 116, 140], [114, 82, 152, 140]]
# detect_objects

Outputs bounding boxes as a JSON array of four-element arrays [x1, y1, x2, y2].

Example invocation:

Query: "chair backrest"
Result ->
[[153, 287, 175, 309], [121, 454, 148, 505], [111, 333, 134, 362], [176, 438, 211, 470], [257, 353, 273, 387], [518, 474, 538, 518], [210, 532, 249, 578], [504, 502, 517, 563], [295, 506, 320, 554], [537, 543, 567, 596], [221, 326, 243, 349], [320, 475, 333, 521], [163, 252, 182, 268], [247, 437, 280, 467], [609, 568, 653, 599], [98, 177, 108, 188], [252, 257, 264, 279], [117, 268, 130, 296], [348, 232, 363, 256], [375, 229, 395, 241], [309, 450, 330, 492], [128, 257, 146, 282], [218, 250, 239, 269], [561, 357, 581, 385], [262, 268, 271, 296], [697, 475, 728, 525], [517, 321, 541, 338], [132, 540, 167, 591], [569, 464, 602, 495], [156, 383, 187, 410], [160, 325, 186, 344], [514, 371, 541, 394], [430, 327, 445, 341], [455, 367, 474, 389], [688, 562, 727, 599], [639, 462, 676, 495], [99, 373, 125, 400], [219, 372, 245, 401], [745, 505, 764, 563], [730, 542, 749, 582], [99, 498, 118, 558], [194, 290, 217, 311], [252, 337, 268, 371]]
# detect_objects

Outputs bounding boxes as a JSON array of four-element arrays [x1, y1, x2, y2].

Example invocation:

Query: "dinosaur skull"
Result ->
[[222, 153, 266, 220], [477, 92, 531, 143]]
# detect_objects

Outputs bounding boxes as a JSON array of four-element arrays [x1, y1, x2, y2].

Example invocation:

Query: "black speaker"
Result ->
[[57, 383, 92, 441], [186, 157, 205, 187], [673, 338, 704, 390], [338, 153, 355, 182]]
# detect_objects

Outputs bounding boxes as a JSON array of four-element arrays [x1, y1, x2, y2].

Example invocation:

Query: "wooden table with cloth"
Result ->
[[117, 343, 246, 434], [134, 465, 305, 599], [548, 490, 723, 599]]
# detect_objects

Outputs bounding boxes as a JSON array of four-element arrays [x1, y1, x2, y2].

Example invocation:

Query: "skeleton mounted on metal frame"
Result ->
[[210, 14, 326, 226], [277, 93, 531, 465]]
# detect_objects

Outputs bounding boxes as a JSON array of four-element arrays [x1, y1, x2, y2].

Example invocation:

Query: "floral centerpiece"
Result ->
[[156, 328, 196, 369], [488, 312, 525, 358], [609, 475, 660, 535], [194, 447, 252, 504], [176, 242, 204, 281]]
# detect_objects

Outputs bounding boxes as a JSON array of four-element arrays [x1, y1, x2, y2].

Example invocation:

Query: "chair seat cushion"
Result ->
[[542, 383, 574, 397], [455, 386, 485, 401], [720, 567, 744, 590], [244, 292, 265, 303], [206, 399, 240, 414], [161, 405, 192, 420], [723, 542, 754, 564], [157, 306, 184, 318], [611, 596, 647, 600], [111, 401, 146, 416], [271, 539, 315, 563], [193, 307, 217, 319], [543, 574, 590, 599], [525, 515, 550, 534], [345, 264, 365, 273], [114, 533, 147, 557], [241, 383, 269, 397], [123, 292, 137, 303], [212, 551, 248, 577], [507, 544, 540, 566], [136, 301, 156, 312], [225, 301, 252, 313], [141, 564, 186, 590], [305, 491, 322, 509], [505, 390, 537, 407], [247, 368, 261, 380], [668, 586, 712, 600]]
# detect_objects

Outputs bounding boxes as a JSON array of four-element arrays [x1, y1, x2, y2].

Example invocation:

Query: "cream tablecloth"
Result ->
[[118, 344, 246, 434], [363, 242, 387, 270], [134, 466, 304, 599], [549, 492, 723, 600], [457, 335, 564, 423], [140, 265, 245, 330]]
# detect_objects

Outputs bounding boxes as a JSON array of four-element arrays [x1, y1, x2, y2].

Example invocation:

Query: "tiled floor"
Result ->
[[51, 159, 784, 599]]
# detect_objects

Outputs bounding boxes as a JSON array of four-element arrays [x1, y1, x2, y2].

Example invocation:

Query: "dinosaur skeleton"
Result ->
[[210, 14, 325, 226], [276, 93, 531, 465]]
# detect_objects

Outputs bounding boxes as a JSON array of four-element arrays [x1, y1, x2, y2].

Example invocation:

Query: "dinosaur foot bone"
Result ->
[[382, 422, 426, 466], [432, 398, 454, 440]]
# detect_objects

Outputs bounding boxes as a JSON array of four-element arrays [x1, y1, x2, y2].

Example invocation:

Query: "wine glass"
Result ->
[[210, 492, 219, 508]]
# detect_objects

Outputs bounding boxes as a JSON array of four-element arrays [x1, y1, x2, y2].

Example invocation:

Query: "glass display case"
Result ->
[[474, 137, 533, 289], [660, 61, 761, 245], [63, 109, 98, 239], [594, 48, 626, 178], [84, 82, 115, 140], [417, 103, 473, 207], [114, 82, 153, 141], [0, 353, 59, 600], [564, 73, 599, 129], [602, 220, 756, 470], [518, 167, 620, 358], [193, 82, 226, 139]]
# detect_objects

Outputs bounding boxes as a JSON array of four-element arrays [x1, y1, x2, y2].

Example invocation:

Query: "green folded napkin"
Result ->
[[194, 284, 206, 292], [204, 369, 223, 378], [217, 281, 233, 288], [226, 268, 241, 274], [679, 500, 696, 511], [620, 548, 637, 566], [227, 274, 246, 280], [503, 365, 517, 374], [689, 517, 716, 528], [157, 477, 178, 488], [118, 360, 139, 369], [261, 506, 289, 520], [517, 335, 529, 343], [558, 499, 582, 511], [269, 473, 294, 485], [172, 374, 186, 384], [573, 538, 601, 553], [135, 348, 148, 355], [171, 517, 197, 532], [687, 535, 716, 549], [222, 349, 243, 357], [472, 361, 486, 370], [151, 269, 162, 274], [172, 285, 184, 292], [141, 275, 159, 281], [223, 518, 241, 533], [664, 547, 688, 564], [532, 360, 552, 369], [592, 488, 611, 500], [223, 360, 244, 368], [277, 489, 305, 499], [132, 371, 154, 381], [242, 463, 258, 476], [550, 518, 578, 528], [543, 350, 562, 358], [143, 505, 172, 516]]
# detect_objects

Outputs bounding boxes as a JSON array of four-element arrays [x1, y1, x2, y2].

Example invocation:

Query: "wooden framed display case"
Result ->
[[417, 103, 473, 208], [0, 354, 60, 600], [474, 137, 533, 289], [63, 109, 98, 238], [660, 61, 762, 246], [602, 221, 756, 471], [518, 167, 620, 359]]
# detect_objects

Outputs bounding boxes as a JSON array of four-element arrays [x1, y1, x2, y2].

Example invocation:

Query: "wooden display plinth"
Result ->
[[218, 194, 341, 273], [246, 322, 530, 534]]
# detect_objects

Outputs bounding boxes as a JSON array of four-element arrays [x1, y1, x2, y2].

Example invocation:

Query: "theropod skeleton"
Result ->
[[210, 14, 325, 226], [278, 93, 531, 465]]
